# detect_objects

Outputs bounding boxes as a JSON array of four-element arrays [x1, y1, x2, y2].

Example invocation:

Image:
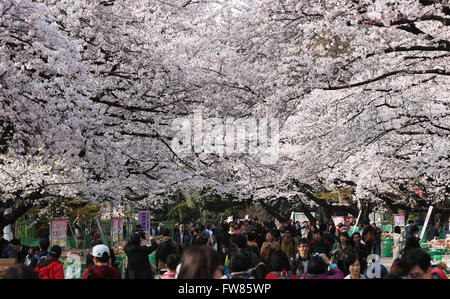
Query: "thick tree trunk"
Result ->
[[0, 203, 34, 234]]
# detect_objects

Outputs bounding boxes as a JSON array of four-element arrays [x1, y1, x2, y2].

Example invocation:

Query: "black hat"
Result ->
[[50, 245, 62, 259]]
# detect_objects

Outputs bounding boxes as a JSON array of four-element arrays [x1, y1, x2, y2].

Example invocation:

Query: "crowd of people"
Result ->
[[1, 217, 448, 279]]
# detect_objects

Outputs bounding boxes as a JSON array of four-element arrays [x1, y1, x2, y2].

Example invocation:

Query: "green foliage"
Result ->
[[168, 201, 200, 223]]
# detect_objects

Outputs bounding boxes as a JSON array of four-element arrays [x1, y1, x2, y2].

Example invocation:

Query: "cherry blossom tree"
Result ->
[[1, 0, 448, 229]]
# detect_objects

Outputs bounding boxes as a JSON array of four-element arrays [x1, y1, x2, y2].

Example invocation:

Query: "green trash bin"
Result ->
[[382, 238, 394, 257]]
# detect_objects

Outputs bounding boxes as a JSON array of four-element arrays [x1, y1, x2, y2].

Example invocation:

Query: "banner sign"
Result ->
[[112, 218, 120, 243], [138, 211, 151, 235], [294, 212, 309, 223], [119, 219, 124, 236], [332, 216, 345, 225], [420, 206, 433, 241], [350, 210, 362, 235], [112, 218, 120, 235], [50, 219, 68, 247], [393, 214, 405, 227]]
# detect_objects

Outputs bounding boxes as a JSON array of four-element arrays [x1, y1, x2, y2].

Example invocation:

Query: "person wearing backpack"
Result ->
[[30, 239, 51, 269], [36, 245, 65, 279], [81, 244, 121, 279], [265, 250, 297, 279], [311, 230, 332, 258]]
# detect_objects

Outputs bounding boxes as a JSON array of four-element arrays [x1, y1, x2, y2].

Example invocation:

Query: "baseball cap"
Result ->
[[92, 244, 110, 258]]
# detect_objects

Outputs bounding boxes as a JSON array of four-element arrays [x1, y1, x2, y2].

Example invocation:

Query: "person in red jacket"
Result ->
[[265, 250, 297, 279], [81, 244, 121, 279], [36, 245, 65, 279]]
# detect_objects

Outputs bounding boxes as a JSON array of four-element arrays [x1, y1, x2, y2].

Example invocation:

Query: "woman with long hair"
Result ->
[[350, 232, 368, 272], [330, 231, 353, 276]]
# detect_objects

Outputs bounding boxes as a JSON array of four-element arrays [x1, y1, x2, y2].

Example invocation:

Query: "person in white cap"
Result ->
[[81, 244, 121, 279]]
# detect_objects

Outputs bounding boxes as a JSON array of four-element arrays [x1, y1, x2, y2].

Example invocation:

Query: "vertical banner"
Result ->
[[112, 218, 119, 243], [50, 219, 68, 247], [119, 219, 124, 241], [420, 206, 433, 241], [350, 210, 362, 235], [138, 211, 151, 235], [393, 214, 405, 227]]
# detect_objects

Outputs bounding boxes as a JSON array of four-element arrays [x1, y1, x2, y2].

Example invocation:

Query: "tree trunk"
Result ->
[[0, 202, 34, 234]]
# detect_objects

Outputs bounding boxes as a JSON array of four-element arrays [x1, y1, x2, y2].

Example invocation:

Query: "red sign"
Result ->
[[51, 219, 68, 240], [345, 217, 351, 223]]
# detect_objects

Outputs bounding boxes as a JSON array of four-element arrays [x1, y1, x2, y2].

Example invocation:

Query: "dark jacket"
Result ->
[[17, 246, 29, 264], [86, 253, 95, 269], [289, 253, 309, 278], [251, 261, 268, 279], [214, 228, 229, 249], [155, 237, 180, 270], [0, 239, 8, 257], [228, 248, 260, 268], [30, 250, 50, 269], [404, 224, 413, 239], [173, 231, 191, 250], [322, 232, 336, 248], [190, 236, 209, 247], [426, 227, 439, 241], [1, 245, 16, 259], [124, 241, 157, 279], [36, 257, 65, 279], [361, 225, 375, 243], [82, 264, 121, 279], [373, 227, 382, 243], [311, 238, 331, 258], [2, 245, 29, 264], [352, 242, 368, 271]]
